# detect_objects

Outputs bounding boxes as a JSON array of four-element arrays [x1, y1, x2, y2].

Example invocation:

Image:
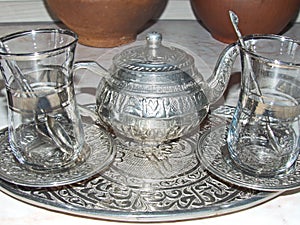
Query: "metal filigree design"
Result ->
[[207, 43, 239, 104], [97, 79, 209, 142], [197, 125, 300, 191], [0, 123, 115, 187], [0, 107, 278, 222]]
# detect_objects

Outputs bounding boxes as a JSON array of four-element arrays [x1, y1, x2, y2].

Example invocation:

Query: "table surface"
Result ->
[[0, 20, 300, 225]]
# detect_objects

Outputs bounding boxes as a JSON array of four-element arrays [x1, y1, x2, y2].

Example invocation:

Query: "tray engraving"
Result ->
[[0, 106, 279, 222]]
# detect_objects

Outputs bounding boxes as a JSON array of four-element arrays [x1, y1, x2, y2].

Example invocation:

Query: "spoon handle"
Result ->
[[229, 10, 281, 154]]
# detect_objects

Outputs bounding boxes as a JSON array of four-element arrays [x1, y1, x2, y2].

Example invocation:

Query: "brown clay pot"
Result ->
[[190, 0, 300, 43], [46, 0, 167, 47]]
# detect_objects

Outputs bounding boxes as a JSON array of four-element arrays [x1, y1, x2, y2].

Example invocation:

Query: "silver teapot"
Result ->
[[91, 32, 237, 143]]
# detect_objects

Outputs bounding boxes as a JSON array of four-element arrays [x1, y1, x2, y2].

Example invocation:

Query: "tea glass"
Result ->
[[0, 29, 84, 172], [227, 35, 300, 177]]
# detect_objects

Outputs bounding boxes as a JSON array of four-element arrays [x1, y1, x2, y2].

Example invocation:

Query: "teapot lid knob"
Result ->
[[146, 32, 162, 49]]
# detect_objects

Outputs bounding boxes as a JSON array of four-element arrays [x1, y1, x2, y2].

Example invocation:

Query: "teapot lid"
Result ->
[[113, 32, 194, 72]]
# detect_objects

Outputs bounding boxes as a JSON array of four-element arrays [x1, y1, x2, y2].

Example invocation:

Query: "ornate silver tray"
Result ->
[[0, 106, 280, 222]]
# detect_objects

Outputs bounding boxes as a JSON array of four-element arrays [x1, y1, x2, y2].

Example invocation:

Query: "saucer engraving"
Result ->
[[197, 125, 300, 191]]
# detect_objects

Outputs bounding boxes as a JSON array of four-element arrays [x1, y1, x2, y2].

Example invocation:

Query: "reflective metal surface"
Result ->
[[0, 106, 279, 222], [95, 32, 236, 143]]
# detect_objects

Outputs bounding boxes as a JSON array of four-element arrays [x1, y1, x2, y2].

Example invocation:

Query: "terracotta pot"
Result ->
[[190, 0, 300, 43], [46, 0, 167, 47]]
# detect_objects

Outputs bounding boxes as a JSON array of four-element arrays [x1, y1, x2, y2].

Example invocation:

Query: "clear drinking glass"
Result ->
[[0, 29, 84, 172], [227, 35, 300, 177]]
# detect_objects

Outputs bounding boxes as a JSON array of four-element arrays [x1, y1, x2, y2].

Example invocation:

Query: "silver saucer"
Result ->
[[197, 125, 300, 191], [0, 111, 115, 187], [0, 106, 280, 222]]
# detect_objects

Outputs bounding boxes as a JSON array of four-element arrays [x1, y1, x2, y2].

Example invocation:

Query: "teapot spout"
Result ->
[[206, 43, 239, 104]]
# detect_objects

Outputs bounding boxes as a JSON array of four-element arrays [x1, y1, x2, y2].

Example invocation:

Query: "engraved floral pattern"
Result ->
[[0, 107, 277, 222]]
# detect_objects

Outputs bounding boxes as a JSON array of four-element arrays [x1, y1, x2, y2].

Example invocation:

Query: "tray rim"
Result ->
[[0, 180, 280, 222]]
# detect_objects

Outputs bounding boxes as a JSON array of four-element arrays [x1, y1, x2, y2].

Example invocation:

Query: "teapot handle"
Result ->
[[206, 43, 239, 104], [73, 60, 108, 77], [73, 61, 110, 130]]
